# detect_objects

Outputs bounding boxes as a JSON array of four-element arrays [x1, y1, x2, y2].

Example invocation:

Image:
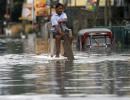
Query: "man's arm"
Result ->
[[58, 18, 67, 24]]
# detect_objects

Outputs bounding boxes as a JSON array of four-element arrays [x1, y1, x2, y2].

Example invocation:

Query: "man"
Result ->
[[50, 3, 69, 57]]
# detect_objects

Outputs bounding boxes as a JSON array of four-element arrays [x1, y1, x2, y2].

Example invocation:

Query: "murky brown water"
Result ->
[[0, 37, 130, 98]]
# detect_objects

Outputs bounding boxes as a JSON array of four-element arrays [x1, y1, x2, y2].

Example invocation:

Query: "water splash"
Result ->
[[0, 53, 130, 65]]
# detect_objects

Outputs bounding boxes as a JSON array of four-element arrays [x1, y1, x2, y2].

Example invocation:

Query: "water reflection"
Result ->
[[114, 61, 130, 96], [55, 61, 65, 95], [9, 65, 32, 94], [61, 61, 130, 96]]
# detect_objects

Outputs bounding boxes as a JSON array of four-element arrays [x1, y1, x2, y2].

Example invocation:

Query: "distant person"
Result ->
[[50, 3, 73, 58]]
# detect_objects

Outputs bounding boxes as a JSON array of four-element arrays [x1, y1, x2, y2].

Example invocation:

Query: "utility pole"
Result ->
[[104, 0, 111, 26], [4, 0, 13, 30], [75, 0, 76, 7], [63, 0, 68, 8], [93, 0, 100, 26], [32, 0, 35, 27], [104, 0, 108, 26], [5, 0, 11, 22], [108, 0, 111, 26]]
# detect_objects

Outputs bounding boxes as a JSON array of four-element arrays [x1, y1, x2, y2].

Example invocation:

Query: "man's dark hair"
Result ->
[[55, 3, 64, 8]]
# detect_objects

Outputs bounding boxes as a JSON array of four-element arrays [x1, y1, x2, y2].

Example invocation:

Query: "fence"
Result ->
[[95, 26, 130, 46]]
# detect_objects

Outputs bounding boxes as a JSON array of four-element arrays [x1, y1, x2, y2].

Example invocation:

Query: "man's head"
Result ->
[[55, 3, 64, 15]]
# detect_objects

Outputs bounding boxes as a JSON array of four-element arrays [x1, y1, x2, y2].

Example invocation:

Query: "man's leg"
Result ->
[[55, 35, 61, 57]]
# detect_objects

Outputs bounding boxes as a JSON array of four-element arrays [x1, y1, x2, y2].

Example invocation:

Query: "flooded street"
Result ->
[[0, 38, 130, 100]]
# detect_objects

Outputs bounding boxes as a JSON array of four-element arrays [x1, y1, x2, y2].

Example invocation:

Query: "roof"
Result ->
[[78, 28, 112, 35]]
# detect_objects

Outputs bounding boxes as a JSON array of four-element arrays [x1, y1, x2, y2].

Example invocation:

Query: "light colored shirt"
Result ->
[[51, 12, 67, 26]]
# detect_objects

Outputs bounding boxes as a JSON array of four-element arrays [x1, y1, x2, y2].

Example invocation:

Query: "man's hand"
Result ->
[[60, 32, 64, 36], [58, 18, 67, 24]]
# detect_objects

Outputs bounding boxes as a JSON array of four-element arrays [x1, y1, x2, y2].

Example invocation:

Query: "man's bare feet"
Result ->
[[56, 55, 59, 57]]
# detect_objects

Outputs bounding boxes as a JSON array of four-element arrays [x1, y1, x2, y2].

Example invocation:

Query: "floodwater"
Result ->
[[0, 36, 130, 100]]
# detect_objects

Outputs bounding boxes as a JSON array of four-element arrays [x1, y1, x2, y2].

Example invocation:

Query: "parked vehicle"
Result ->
[[76, 28, 112, 50]]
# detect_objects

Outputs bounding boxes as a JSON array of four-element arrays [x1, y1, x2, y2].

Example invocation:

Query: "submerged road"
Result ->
[[0, 38, 130, 100]]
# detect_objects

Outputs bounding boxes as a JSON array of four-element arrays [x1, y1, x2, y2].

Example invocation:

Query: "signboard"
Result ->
[[27, 0, 33, 3], [20, 0, 49, 21], [20, 3, 33, 21], [34, 0, 49, 16], [86, 0, 97, 11]]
